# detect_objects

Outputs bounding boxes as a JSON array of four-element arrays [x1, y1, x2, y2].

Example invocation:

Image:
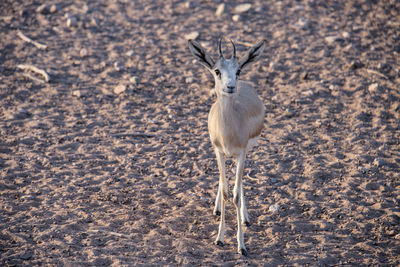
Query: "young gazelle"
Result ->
[[188, 39, 266, 256]]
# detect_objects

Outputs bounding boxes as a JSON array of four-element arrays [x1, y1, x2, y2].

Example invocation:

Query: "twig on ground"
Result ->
[[366, 69, 388, 79], [88, 229, 133, 239], [246, 173, 260, 181], [22, 73, 46, 84], [17, 64, 50, 82], [17, 30, 48, 50]]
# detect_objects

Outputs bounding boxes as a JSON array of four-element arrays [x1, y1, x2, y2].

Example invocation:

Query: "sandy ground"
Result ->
[[1, 0, 400, 266]]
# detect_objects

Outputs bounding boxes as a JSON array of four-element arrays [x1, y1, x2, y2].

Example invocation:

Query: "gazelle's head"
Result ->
[[188, 39, 265, 97]]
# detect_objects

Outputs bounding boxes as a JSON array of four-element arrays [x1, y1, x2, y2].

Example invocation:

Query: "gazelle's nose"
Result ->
[[227, 86, 235, 93]]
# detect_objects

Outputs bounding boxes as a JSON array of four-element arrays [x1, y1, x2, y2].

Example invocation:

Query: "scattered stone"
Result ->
[[19, 9, 28, 17], [185, 31, 199, 40], [185, 77, 194, 84], [234, 3, 252, 14], [79, 48, 88, 57], [373, 158, 386, 167], [232, 15, 240, 22], [294, 17, 309, 30], [325, 35, 340, 44], [215, 3, 225, 17], [269, 204, 280, 213], [125, 50, 134, 57], [348, 60, 363, 70], [66, 14, 77, 27], [72, 90, 81, 97], [344, 43, 354, 51], [378, 62, 392, 74], [113, 84, 126, 95], [283, 108, 296, 117], [368, 83, 379, 94], [302, 89, 314, 97], [50, 4, 58, 13], [90, 17, 99, 27], [36, 4, 51, 14], [114, 61, 125, 72], [300, 72, 308, 80], [342, 31, 350, 39], [129, 76, 140, 85], [185, 0, 200, 9], [315, 119, 322, 127]]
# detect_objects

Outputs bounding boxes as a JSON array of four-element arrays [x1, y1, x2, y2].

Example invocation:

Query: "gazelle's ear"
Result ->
[[238, 39, 266, 69], [188, 40, 215, 70]]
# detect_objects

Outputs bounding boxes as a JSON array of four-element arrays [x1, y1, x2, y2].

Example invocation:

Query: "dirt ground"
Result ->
[[1, 0, 400, 266]]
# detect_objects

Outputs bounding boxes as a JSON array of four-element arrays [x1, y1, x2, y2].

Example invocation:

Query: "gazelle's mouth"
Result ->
[[223, 88, 236, 94]]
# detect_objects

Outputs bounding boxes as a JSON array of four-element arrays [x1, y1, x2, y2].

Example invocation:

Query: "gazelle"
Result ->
[[188, 39, 266, 256]]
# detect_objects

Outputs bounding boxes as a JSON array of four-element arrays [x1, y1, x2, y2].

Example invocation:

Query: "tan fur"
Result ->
[[208, 81, 264, 157]]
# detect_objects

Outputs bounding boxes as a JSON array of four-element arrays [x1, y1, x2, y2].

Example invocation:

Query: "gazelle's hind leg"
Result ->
[[240, 186, 250, 226], [214, 183, 222, 216], [214, 150, 227, 246]]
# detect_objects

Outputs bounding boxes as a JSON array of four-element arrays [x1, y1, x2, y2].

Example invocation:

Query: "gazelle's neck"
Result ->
[[216, 92, 235, 111]]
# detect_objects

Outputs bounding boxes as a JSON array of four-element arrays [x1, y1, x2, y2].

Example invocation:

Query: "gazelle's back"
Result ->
[[208, 81, 264, 156]]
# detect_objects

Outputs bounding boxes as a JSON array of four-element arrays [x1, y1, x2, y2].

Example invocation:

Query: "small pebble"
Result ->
[[232, 15, 240, 22], [90, 17, 99, 27], [113, 84, 126, 95], [348, 60, 363, 70], [284, 108, 295, 117], [36, 4, 50, 14], [215, 3, 225, 17], [125, 50, 134, 57], [373, 158, 386, 167], [66, 16, 77, 27], [234, 3, 252, 14], [325, 35, 340, 44], [50, 4, 58, 13], [342, 31, 350, 39], [114, 61, 125, 72], [294, 17, 309, 30], [368, 83, 379, 94], [129, 76, 140, 85], [72, 90, 81, 97], [300, 72, 308, 80], [302, 89, 314, 97], [79, 48, 88, 57], [185, 77, 194, 84], [185, 31, 199, 40], [269, 204, 280, 213]]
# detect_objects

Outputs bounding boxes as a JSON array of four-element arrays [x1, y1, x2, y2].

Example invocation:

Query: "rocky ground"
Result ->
[[1, 0, 400, 266]]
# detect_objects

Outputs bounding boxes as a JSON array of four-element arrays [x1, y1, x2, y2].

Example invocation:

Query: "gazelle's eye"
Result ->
[[215, 69, 221, 77], [236, 69, 241, 76]]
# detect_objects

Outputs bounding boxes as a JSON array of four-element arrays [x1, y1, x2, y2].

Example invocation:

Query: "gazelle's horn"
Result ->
[[230, 39, 236, 59], [218, 38, 224, 59]]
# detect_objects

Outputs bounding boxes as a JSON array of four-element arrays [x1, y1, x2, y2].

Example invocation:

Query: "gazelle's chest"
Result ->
[[208, 105, 248, 157]]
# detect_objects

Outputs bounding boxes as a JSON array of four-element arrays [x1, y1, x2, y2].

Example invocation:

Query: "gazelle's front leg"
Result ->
[[214, 149, 227, 246], [233, 150, 248, 256]]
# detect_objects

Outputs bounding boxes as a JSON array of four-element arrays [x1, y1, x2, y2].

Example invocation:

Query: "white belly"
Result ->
[[215, 135, 260, 157]]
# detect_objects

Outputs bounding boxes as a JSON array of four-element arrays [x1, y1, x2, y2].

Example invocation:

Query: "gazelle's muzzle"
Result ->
[[223, 86, 236, 94]]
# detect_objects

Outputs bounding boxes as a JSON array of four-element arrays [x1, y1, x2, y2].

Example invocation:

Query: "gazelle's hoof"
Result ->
[[214, 210, 221, 216], [215, 240, 224, 247], [239, 248, 248, 256]]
